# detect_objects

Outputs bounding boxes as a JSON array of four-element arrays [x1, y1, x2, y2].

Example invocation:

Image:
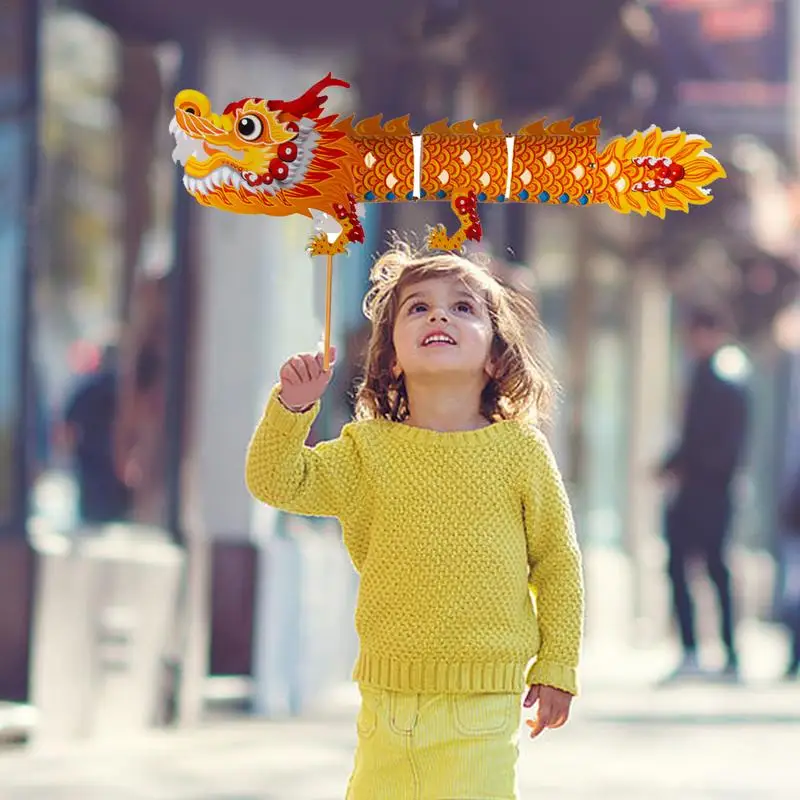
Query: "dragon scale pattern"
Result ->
[[170, 74, 726, 256]]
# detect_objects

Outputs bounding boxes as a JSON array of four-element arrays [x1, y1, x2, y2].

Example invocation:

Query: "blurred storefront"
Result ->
[[646, 0, 800, 568], [7, 0, 799, 731], [0, 0, 201, 724], [423, 0, 800, 641], [32, 6, 189, 532], [646, 0, 790, 152], [1, 0, 392, 724]]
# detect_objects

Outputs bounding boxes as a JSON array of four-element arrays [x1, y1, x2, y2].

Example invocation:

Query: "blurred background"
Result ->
[[1, 0, 800, 796]]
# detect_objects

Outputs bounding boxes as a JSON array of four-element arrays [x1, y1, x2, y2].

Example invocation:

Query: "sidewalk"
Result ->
[[0, 679, 798, 799], [1, 633, 798, 800], [3, 502, 796, 797]]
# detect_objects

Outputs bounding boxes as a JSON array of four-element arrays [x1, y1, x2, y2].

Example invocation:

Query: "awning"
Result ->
[[73, 0, 393, 43], [76, 0, 628, 45], [73, 0, 631, 117]]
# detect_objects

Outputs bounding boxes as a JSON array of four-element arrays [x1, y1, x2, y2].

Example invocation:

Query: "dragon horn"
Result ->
[[267, 72, 351, 121]]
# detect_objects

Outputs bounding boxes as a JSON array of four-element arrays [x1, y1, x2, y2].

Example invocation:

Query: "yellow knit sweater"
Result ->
[[245, 385, 585, 696]]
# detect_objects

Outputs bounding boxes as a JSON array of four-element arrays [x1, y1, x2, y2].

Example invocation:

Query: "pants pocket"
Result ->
[[355, 684, 381, 740], [451, 692, 519, 737]]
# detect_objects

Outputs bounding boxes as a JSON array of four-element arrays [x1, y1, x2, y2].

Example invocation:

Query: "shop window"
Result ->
[[32, 5, 182, 531]]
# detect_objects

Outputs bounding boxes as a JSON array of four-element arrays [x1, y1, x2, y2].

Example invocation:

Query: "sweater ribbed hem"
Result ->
[[353, 651, 527, 694], [263, 384, 320, 437], [525, 659, 579, 696]]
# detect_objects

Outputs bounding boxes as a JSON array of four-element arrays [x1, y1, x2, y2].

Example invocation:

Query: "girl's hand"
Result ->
[[278, 347, 337, 411], [523, 684, 572, 739]]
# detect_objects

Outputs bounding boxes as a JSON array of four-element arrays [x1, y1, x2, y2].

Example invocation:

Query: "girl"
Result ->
[[246, 241, 584, 799]]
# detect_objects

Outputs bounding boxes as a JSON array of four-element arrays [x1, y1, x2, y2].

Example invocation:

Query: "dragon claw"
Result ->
[[306, 233, 349, 257], [427, 224, 465, 252]]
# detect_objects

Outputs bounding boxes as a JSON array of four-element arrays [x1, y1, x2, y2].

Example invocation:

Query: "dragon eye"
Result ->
[[237, 115, 263, 141]]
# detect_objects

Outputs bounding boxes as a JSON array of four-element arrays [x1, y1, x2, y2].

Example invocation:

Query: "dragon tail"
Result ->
[[593, 126, 726, 217]]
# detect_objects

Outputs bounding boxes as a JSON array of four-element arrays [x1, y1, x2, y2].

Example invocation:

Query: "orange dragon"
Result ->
[[170, 73, 725, 256]]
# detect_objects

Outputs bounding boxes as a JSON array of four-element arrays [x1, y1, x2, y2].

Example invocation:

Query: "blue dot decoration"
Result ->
[[364, 191, 376, 201], [579, 195, 589, 205], [436, 189, 447, 199], [386, 192, 396, 201], [538, 191, 550, 202], [518, 189, 529, 200], [497, 194, 505, 203], [559, 193, 570, 204]]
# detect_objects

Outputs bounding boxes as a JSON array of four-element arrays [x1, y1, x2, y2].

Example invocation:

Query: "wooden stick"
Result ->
[[323, 252, 334, 371]]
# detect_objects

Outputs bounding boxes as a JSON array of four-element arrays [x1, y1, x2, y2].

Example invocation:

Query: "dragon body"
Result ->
[[171, 74, 725, 256]]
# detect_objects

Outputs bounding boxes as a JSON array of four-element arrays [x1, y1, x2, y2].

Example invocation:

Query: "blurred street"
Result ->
[[1, 683, 797, 799], [1, 627, 799, 799], [3, 2, 800, 800]]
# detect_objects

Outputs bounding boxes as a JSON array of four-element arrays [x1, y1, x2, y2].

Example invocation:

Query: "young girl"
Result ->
[[246, 241, 584, 799]]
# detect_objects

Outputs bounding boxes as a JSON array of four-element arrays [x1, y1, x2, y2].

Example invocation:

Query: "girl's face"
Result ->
[[392, 275, 495, 382]]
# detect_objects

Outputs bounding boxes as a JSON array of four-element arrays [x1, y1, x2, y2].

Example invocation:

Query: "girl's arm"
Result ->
[[522, 431, 585, 696], [245, 384, 365, 521]]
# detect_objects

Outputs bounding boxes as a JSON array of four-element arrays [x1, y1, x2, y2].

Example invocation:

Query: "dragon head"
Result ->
[[170, 74, 356, 218]]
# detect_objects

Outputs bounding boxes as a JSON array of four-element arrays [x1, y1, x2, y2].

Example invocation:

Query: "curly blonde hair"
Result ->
[[353, 239, 556, 425]]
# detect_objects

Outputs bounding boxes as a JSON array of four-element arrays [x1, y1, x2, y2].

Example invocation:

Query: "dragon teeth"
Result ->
[[181, 166, 267, 195]]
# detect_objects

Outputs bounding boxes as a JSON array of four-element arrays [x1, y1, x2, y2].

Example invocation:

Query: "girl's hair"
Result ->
[[353, 238, 557, 425]]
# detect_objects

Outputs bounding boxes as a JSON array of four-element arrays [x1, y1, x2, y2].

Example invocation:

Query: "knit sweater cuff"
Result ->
[[263, 383, 320, 437], [526, 659, 579, 697]]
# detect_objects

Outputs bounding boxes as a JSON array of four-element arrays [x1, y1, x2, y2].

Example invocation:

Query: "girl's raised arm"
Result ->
[[245, 383, 365, 522]]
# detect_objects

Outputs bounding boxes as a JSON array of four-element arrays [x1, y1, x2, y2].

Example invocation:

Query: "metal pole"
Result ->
[[158, 33, 204, 726], [12, 0, 42, 535], [164, 35, 202, 545]]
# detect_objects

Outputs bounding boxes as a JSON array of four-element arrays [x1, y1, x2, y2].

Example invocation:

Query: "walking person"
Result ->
[[657, 308, 749, 682], [60, 343, 131, 525], [245, 241, 584, 799]]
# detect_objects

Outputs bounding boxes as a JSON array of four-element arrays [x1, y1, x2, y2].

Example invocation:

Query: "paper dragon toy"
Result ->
[[170, 73, 725, 366]]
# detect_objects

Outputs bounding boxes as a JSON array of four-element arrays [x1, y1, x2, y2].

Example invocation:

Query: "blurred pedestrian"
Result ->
[[112, 274, 169, 526], [657, 307, 749, 682], [59, 343, 130, 525], [245, 241, 584, 799], [778, 461, 800, 679]]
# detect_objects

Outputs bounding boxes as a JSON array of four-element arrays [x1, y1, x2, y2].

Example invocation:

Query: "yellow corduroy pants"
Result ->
[[345, 684, 522, 800]]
